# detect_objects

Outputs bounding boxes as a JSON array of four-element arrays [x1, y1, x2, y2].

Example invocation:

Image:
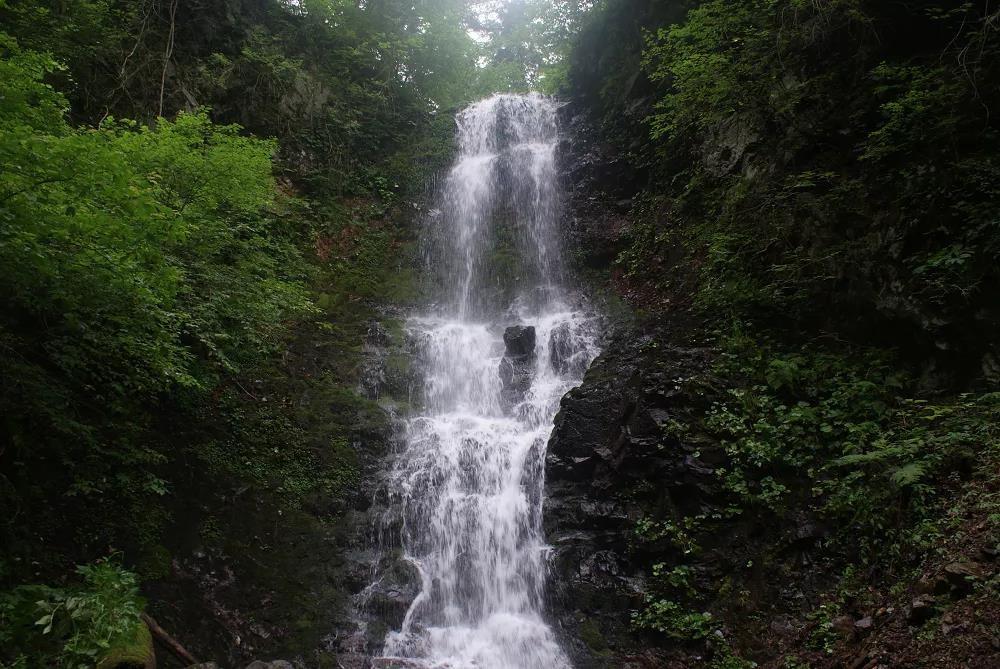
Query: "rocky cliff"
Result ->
[[543, 105, 1000, 669]]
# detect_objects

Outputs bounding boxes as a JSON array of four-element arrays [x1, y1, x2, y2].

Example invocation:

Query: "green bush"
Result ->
[[622, 1, 1000, 372], [0, 561, 144, 669], [0, 32, 313, 550], [707, 330, 1000, 561], [632, 598, 714, 640]]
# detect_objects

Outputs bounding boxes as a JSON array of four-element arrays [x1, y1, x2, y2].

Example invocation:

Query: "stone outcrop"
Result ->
[[549, 322, 588, 376], [499, 325, 536, 407], [543, 326, 720, 666], [503, 324, 536, 356]]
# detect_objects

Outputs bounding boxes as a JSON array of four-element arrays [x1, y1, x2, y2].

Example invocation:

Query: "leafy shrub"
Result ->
[[624, 0, 1000, 376], [707, 330, 1000, 562], [632, 598, 714, 640], [0, 561, 144, 669], [0, 32, 313, 553]]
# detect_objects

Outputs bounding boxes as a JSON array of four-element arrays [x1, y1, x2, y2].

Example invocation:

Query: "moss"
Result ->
[[385, 351, 412, 378], [96, 622, 154, 669], [578, 617, 610, 652], [135, 543, 171, 580]]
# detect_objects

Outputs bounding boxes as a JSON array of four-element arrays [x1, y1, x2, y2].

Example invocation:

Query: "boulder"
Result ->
[[499, 325, 536, 406], [503, 325, 536, 356], [548, 322, 579, 375], [943, 560, 985, 589], [97, 622, 155, 669], [914, 574, 951, 595], [907, 594, 937, 624]]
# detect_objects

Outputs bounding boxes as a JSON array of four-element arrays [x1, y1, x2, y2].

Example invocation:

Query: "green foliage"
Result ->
[[653, 563, 696, 597], [0, 33, 314, 564], [1, 561, 144, 669], [643, 0, 760, 139], [562, 0, 1000, 662], [0, 0, 465, 654], [0, 32, 68, 131], [632, 597, 714, 640], [194, 386, 364, 510], [0, 0, 480, 194], [635, 515, 702, 555], [806, 601, 843, 656], [470, 0, 591, 94], [708, 330, 1000, 561], [594, 0, 1000, 377], [709, 646, 757, 669]]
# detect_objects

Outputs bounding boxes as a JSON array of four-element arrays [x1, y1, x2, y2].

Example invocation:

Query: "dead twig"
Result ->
[[140, 612, 200, 666]]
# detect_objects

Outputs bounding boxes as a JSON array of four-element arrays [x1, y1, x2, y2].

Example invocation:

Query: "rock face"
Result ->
[[549, 322, 587, 376], [544, 104, 836, 667], [499, 325, 536, 407], [543, 326, 720, 666]]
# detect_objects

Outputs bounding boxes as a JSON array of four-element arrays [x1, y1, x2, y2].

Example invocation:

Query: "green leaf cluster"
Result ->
[[0, 32, 312, 547], [708, 330, 1000, 561], [0, 561, 144, 669], [606, 0, 1000, 376]]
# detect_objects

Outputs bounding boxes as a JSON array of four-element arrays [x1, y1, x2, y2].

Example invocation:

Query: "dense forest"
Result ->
[[1, 1, 998, 668]]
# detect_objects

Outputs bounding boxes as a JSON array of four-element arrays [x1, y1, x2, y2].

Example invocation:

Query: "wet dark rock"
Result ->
[[795, 520, 821, 542], [914, 574, 951, 596], [549, 322, 576, 374], [943, 561, 986, 595], [332, 654, 371, 669], [498, 356, 534, 406], [244, 662, 293, 669], [683, 454, 714, 475], [701, 115, 761, 177], [545, 105, 893, 666], [499, 325, 536, 407], [908, 594, 937, 624], [503, 325, 536, 356], [543, 325, 723, 666], [365, 561, 421, 630], [944, 560, 986, 581]]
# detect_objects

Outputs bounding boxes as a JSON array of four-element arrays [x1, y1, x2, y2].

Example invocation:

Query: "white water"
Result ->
[[373, 94, 598, 669]]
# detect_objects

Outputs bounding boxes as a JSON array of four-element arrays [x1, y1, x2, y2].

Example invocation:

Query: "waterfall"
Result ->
[[372, 93, 598, 669]]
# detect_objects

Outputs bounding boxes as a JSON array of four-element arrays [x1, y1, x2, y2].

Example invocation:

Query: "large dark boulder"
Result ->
[[503, 325, 536, 356], [499, 325, 536, 407]]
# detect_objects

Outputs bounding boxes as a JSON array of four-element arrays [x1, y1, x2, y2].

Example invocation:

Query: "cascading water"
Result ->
[[371, 93, 598, 669]]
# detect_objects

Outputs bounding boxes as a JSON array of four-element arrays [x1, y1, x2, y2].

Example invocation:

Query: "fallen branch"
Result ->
[[140, 612, 200, 666]]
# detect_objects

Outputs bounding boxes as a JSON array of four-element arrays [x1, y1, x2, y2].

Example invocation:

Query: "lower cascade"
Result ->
[[368, 94, 599, 668]]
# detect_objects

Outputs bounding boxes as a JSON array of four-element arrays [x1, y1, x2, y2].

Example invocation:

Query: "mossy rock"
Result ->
[[578, 617, 609, 652], [97, 621, 155, 669]]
